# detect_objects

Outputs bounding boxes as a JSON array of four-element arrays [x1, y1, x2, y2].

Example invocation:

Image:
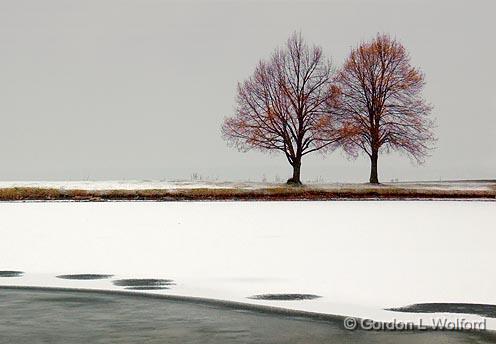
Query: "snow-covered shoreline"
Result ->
[[0, 179, 493, 191], [1, 201, 495, 330]]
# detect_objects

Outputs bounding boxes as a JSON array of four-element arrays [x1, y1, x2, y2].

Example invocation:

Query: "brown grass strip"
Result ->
[[0, 186, 494, 201]]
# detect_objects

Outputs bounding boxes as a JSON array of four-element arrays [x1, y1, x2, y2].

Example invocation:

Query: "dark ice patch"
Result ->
[[387, 303, 496, 318], [248, 294, 321, 301], [0, 271, 24, 278], [57, 274, 113, 280], [113, 279, 175, 288], [124, 286, 171, 291]]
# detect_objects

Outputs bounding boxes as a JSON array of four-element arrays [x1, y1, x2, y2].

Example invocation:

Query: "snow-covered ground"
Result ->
[[1, 201, 495, 330], [0, 180, 253, 190], [0, 179, 493, 191]]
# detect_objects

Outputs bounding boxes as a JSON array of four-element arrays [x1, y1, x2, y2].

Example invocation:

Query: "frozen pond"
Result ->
[[1, 288, 494, 344], [1, 201, 495, 331]]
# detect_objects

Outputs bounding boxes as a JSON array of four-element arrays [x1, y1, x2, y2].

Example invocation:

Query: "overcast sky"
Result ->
[[0, 0, 494, 182]]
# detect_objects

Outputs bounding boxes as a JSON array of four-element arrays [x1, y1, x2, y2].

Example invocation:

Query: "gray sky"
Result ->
[[0, 0, 494, 182]]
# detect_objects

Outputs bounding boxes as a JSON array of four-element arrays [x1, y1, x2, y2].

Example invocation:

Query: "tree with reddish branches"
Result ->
[[330, 34, 435, 184], [221, 33, 341, 185]]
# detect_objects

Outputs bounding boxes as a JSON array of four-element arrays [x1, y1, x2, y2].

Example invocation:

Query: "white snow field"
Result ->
[[1, 201, 495, 330], [0, 179, 493, 191]]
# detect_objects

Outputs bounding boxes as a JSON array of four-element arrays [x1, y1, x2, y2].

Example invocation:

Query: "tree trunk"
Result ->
[[287, 160, 302, 185], [369, 150, 379, 184]]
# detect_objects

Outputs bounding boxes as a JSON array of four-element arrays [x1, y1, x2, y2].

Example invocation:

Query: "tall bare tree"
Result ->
[[222, 33, 341, 185], [329, 34, 435, 183]]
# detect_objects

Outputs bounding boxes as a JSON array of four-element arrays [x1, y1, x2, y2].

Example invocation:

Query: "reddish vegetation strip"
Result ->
[[0, 187, 494, 201]]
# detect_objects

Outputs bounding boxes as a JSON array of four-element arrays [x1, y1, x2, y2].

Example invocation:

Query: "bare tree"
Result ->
[[330, 34, 435, 183], [222, 33, 341, 185]]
